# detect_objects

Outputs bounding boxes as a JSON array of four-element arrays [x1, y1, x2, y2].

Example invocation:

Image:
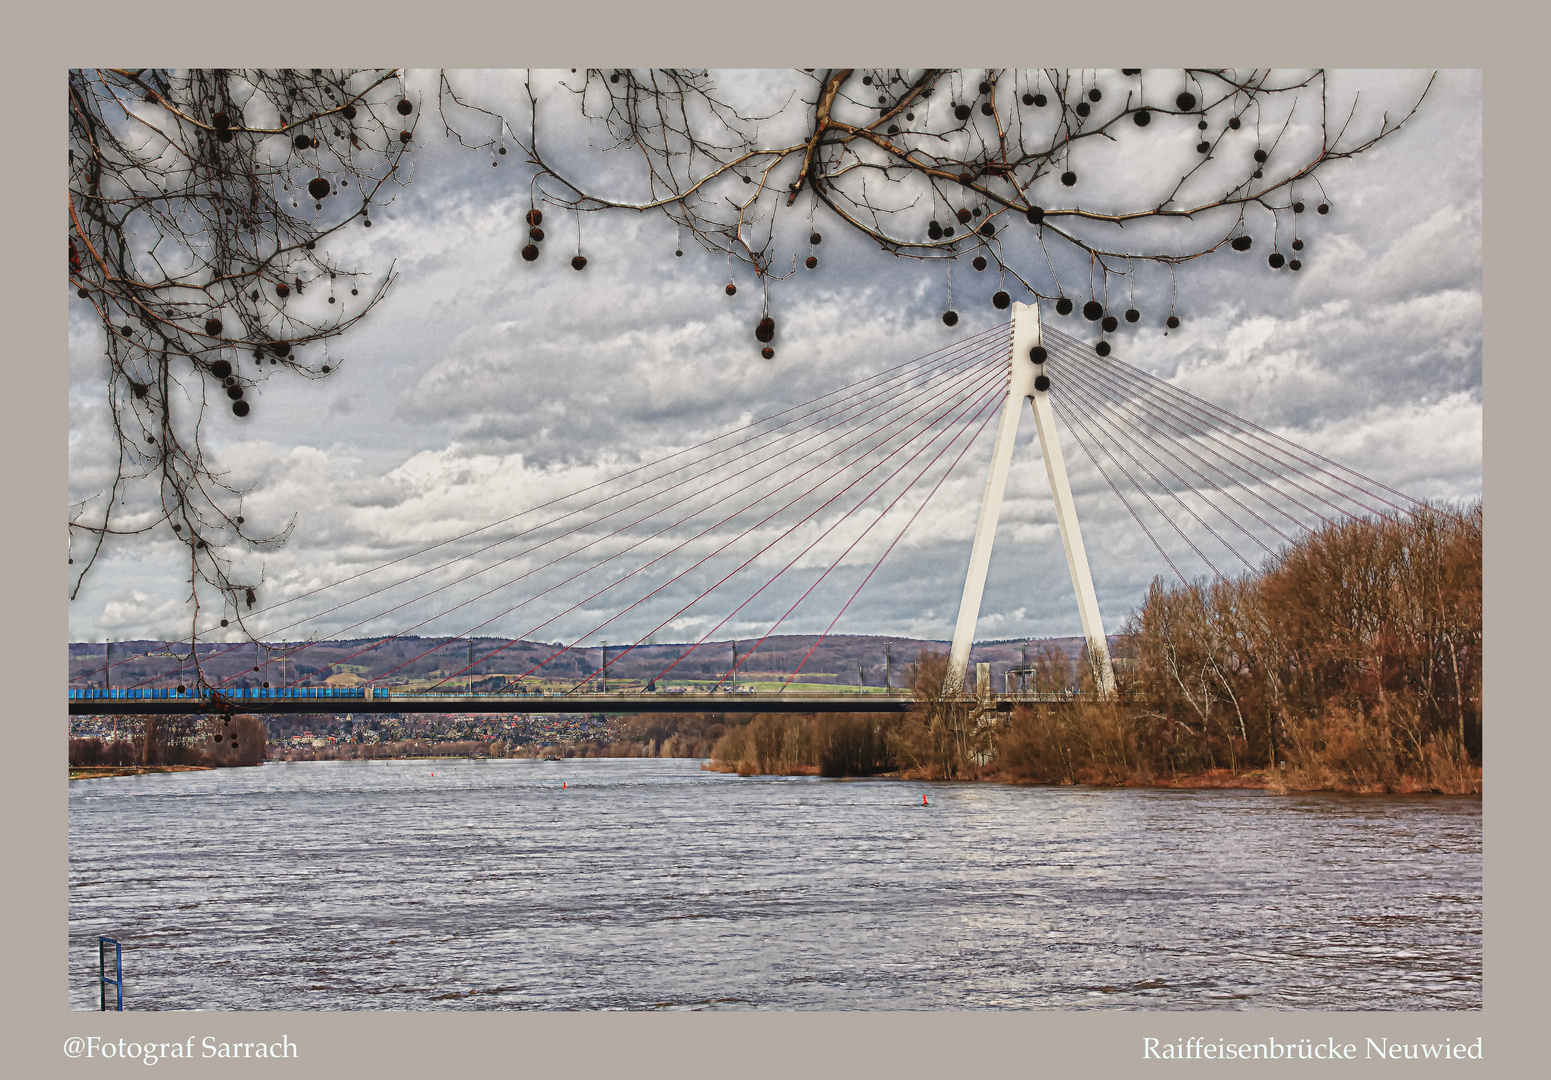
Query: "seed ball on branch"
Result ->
[[1033, 93, 1047, 107], [1125, 307, 1140, 323], [725, 283, 737, 296], [213, 112, 231, 130], [1232, 235, 1253, 251], [954, 104, 971, 121], [1022, 93, 1035, 105], [399, 130, 412, 144], [220, 619, 228, 627], [294, 134, 313, 149], [978, 81, 991, 94], [1026, 205, 1044, 225], [979, 223, 994, 237], [810, 232, 822, 245], [1134, 108, 1151, 126], [1288, 259, 1302, 271], [397, 98, 413, 115], [942, 310, 959, 326], [927, 221, 943, 240], [226, 385, 244, 400], [1268, 252, 1285, 268], [1197, 141, 1210, 153], [1076, 101, 1090, 118], [957, 208, 972, 223], [806, 256, 818, 269], [1123, 69, 1141, 76], [761, 347, 774, 359], [205, 318, 223, 337], [308, 176, 331, 200], [321, 365, 331, 373], [1166, 315, 1180, 329], [1035, 374, 1051, 391], [1082, 300, 1103, 321], [530, 227, 544, 241], [1030, 346, 1047, 363], [1228, 116, 1241, 129], [275, 283, 290, 298], [992, 291, 1011, 309], [1293, 201, 1306, 213], [77, 287, 89, 298], [342, 105, 357, 120], [527, 209, 543, 226], [756, 317, 775, 342], [1088, 88, 1102, 102], [521, 245, 539, 261], [1292, 239, 1304, 251], [232, 400, 250, 417], [972, 256, 987, 271], [217, 129, 234, 143], [1055, 297, 1074, 316], [572, 255, 587, 270], [1095, 341, 1111, 356], [1176, 92, 1196, 111], [980, 102, 993, 115], [1254, 149, 1268, 163], [223, 376, 236, 388], [211, 359, 232, 378], [1061, 171, 1077, 186], [1102, 315, 1118, 332], [1318, 203, 1330, 214]]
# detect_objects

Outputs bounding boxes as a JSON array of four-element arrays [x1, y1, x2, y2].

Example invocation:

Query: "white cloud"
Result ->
[[69, 70, 1481, 648]]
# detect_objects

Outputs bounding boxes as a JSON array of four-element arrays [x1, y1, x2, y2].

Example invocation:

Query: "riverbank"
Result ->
[[69, 764, 214, 780]]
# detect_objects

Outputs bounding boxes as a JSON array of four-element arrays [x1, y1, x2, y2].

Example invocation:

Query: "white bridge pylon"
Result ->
[[946, 301, 1116, 698]]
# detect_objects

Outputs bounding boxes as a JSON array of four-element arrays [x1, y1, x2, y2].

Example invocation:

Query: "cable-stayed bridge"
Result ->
[[71, 303, 1420, 717]]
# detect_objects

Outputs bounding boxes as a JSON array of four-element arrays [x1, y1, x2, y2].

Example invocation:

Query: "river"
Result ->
[[68, 757, 1480, 1010]]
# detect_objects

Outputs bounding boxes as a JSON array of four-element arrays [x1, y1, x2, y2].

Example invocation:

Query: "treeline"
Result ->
[[70, 714, 266, 768], [707, 504, 1482, 795]]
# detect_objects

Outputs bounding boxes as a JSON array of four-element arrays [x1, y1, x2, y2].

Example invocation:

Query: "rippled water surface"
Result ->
[[69, 758, 1480, 1010]]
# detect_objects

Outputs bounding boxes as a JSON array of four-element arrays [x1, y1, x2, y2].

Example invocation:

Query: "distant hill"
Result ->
[[70, 632, 1121, 692]]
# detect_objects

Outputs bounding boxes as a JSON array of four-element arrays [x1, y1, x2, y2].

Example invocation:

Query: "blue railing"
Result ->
[[69, 687, 372, 700]]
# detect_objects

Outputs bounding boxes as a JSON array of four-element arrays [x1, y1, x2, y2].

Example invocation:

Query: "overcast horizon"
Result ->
[[67, 69, 1481, 649]]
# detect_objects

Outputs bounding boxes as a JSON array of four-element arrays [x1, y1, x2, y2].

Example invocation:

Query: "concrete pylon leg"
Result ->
[[947, 306, 1040, 690], [946, 301, 1115, 698], [1027, 330, 1116, 698]]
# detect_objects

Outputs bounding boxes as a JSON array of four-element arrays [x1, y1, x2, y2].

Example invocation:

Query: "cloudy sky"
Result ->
[[67, 69, 1480, 651]]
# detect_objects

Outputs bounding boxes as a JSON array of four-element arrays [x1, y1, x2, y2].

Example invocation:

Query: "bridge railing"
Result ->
[[67, 686, 924, 701]]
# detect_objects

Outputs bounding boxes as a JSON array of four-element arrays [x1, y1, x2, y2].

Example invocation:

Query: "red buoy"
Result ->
[[922, 794, 928, 806]]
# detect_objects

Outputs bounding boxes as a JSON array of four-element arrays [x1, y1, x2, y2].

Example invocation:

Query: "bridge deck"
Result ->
[[66, 690, 1090, 716]]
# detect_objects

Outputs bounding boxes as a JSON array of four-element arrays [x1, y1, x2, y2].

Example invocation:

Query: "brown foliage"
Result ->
[[1120, 503, 1481, 792]]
